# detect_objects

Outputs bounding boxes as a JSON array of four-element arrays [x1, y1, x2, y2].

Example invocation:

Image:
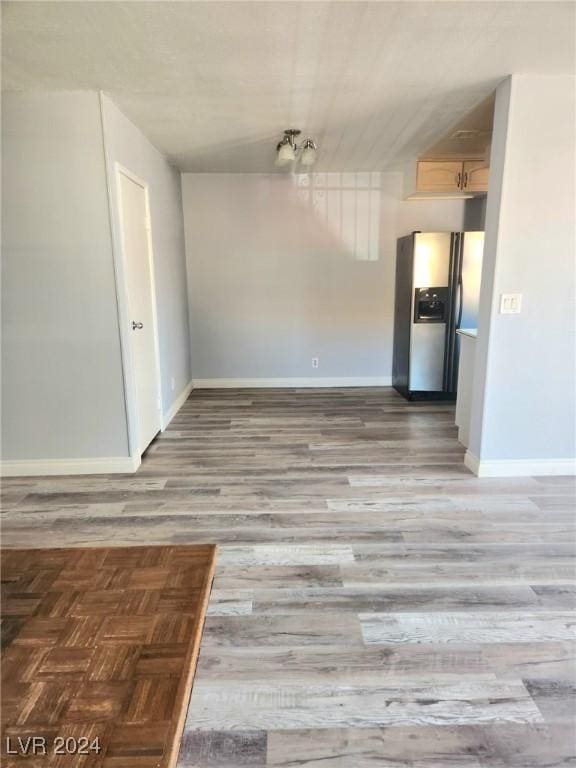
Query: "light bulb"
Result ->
[[300, 142, 317, 167], [276, 141, 296, 166]]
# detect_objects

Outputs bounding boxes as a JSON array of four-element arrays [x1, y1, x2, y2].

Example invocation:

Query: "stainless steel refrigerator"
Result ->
[[392, 231, 484, 400]]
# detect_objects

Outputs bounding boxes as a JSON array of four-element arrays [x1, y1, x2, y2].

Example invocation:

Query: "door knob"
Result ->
[[132, 321, 143, 330]]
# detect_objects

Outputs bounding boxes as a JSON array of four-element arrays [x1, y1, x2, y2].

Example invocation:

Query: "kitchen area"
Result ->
[[393, 95, 493, 449]]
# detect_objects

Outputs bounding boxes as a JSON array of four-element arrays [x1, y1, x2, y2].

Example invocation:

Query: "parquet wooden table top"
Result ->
[[1, 544, 216, 767]]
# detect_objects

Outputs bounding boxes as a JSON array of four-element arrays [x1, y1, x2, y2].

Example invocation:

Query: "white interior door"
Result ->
[[118, 169, 161, 455]]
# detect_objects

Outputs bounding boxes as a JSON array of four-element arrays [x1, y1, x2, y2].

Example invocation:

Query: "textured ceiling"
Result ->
[[3, 1, 575, 172]]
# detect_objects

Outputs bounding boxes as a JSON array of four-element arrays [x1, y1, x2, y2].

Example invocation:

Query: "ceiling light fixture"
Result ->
[[300, 139, 317, 167], [275, 129, 317, 168]]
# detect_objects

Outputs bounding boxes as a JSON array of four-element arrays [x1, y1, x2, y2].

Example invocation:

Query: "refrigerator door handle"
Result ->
[[449, 251, 465, 393]]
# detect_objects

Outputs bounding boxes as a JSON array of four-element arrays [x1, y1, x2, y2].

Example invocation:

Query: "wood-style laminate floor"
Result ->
[[2, 388, 575, 767], [1, 544, 216, 767]]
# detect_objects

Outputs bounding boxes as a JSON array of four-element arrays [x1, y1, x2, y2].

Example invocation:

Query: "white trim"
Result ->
[[464, 450, 481, 475], [191, 377, 392, 389], [465, 450, 576, 477], [1, 456, 141, 478], [161, 380, 194, 431], [114, 162, 164, 456], [99, 93, 135, 459]]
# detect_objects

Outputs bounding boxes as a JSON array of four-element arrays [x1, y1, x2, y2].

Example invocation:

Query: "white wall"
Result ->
[[100, 95, 191, 415], [182, 172, 465, 383], [1, 91, 129, 460], [469, 74, 576, 473]]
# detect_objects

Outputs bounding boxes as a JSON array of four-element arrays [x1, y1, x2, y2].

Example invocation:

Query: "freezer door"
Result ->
[[412, 232, 451, 289], [460, 231, 484, 330], [409, 233, 451, 392]]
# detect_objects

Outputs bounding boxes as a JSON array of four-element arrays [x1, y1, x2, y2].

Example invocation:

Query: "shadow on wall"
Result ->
[[237, 171, 393, 265], [290, 172, 383, 262]]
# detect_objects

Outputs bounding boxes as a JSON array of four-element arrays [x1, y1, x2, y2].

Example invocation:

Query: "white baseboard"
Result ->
[[1, 455, 141, 478], [464, 451, 481, 475], [161, 379, 194, 430], [191, 376, 392, 389], [465, 450, 576, 478]]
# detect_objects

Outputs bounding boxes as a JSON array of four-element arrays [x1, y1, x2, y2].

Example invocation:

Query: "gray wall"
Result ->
[[2, 91, 192, 464], [464, 197, 487, 231], [101, 95, 191, 411], [2, 91, 129, 459], [182, 172, 465, 380], [470, 74, 576, 462]]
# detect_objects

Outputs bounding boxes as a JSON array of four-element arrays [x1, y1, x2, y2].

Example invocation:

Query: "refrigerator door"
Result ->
[[411, 324, 447, 391], [443, 231, 485, 395], [460, 231, 484, 330], [409, 233, 451, 392], [412, 232, 452, 289]]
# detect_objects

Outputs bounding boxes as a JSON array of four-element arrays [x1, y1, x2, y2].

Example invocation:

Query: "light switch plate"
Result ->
[[500, 293, 522, 314]]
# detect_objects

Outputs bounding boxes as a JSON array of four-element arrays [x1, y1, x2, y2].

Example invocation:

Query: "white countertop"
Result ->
[[457, 328, 478, 339]]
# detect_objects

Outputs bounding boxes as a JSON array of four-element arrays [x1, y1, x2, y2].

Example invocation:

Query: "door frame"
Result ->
[[113, 163, 163, 461]]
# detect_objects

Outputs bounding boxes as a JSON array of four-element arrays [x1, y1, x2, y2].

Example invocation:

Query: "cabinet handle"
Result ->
[[456, 172, 461, 188], [462, 172, 468, 189]]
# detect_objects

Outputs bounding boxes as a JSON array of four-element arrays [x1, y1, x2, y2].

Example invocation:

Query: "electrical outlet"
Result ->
[[312, 357, 319, 369], [171, 377, 176, 391]]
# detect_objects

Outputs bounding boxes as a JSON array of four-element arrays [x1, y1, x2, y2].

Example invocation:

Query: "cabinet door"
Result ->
[[416, 161, 463, 192], [462, 160, 489, 192]]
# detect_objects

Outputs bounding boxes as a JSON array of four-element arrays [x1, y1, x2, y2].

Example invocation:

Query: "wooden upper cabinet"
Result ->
[[414, 160, 490, 194], [462, 160, 490, 192], [416, 161, 463, 192]]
